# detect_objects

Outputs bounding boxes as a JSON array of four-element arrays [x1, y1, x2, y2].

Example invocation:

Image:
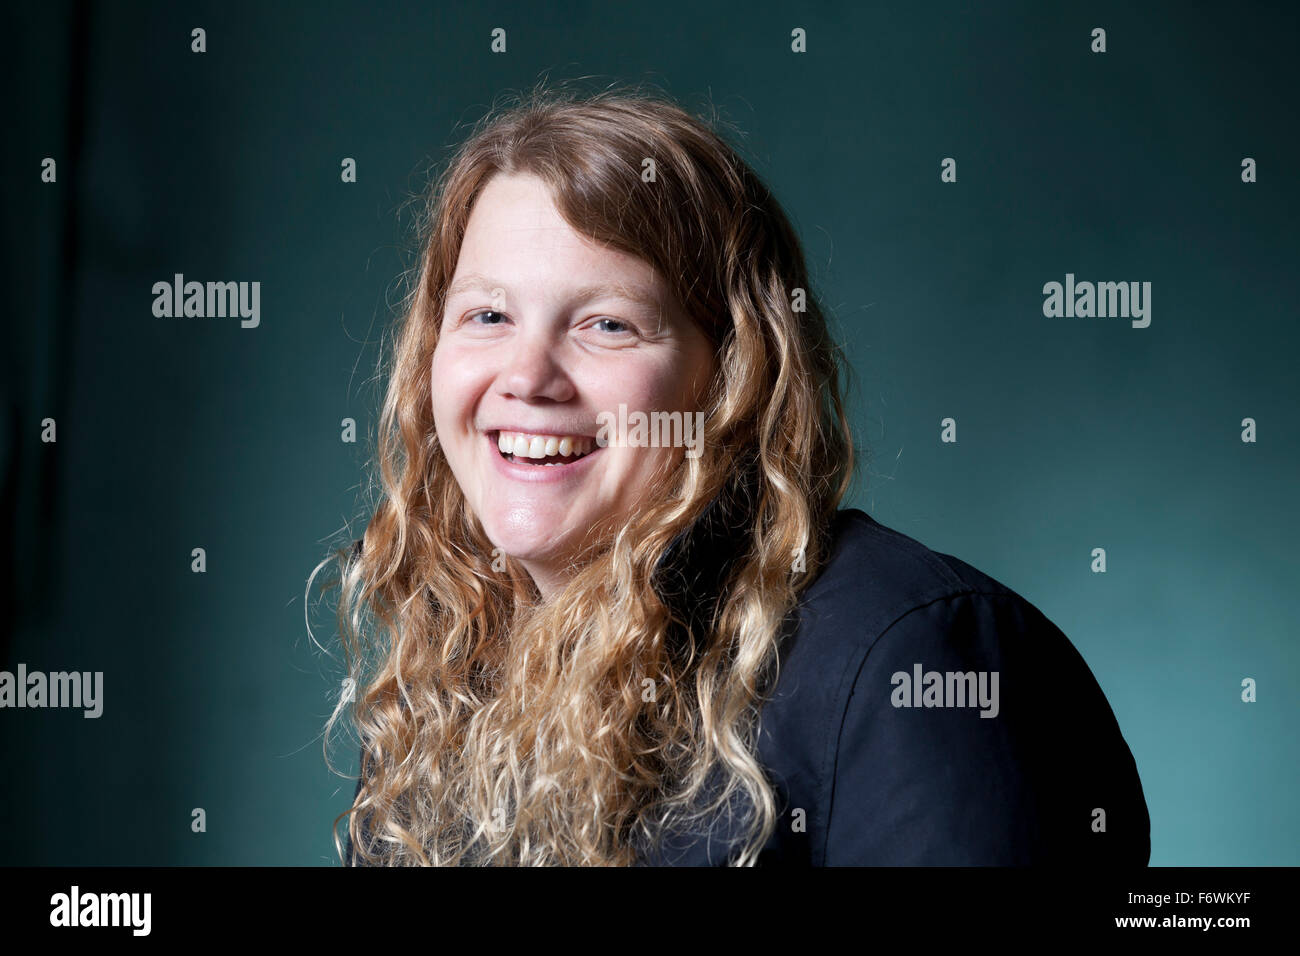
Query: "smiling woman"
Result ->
[[311, 82, 1150, 867], [430, 170, 718, 599]]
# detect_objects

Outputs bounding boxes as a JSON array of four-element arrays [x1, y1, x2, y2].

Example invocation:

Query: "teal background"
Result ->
[[3, 0, 1296, 865]]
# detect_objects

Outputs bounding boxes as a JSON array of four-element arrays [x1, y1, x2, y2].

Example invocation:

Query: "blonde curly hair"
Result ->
[[310, 80, 856, 865]]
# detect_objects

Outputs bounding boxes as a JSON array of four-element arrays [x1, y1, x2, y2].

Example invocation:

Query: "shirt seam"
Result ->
[[815, 588, 1025, 866]]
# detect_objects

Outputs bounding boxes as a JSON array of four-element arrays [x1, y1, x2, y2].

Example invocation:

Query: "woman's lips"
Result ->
[[486, 431, 602, 483]]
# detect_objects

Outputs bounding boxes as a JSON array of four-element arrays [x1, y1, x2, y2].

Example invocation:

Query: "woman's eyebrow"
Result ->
[[445, 273, 664, 311]]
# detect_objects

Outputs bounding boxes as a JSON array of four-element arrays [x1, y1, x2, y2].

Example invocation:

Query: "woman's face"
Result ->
[[431, 172, 717, 599]]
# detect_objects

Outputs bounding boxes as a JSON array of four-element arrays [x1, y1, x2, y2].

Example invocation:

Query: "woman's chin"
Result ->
[[482, 524, 569, 565], [479, 507, 623, 573]]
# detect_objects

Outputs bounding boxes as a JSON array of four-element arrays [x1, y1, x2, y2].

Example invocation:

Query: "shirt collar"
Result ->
[[650, 453, 761, 634]]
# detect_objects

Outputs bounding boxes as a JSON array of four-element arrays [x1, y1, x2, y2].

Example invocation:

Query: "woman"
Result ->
[[317, 83, 1151, 866]]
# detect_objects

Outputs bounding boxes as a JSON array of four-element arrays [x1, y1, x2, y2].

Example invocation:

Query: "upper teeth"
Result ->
[[496, 430, 594, 459]]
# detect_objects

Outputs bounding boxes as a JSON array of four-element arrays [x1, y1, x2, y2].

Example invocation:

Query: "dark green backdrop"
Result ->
[[4, 0, 1296, 865]]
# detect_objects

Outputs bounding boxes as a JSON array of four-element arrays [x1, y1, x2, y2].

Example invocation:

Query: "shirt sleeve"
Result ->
[[823, 591, 1150, 865]]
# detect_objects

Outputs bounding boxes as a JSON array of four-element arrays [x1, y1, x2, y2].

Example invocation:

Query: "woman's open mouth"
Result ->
[[489, 430, 600, 468]]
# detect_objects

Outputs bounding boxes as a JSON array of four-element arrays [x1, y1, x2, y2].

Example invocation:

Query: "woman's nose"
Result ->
[[496, 327, 574, 403]]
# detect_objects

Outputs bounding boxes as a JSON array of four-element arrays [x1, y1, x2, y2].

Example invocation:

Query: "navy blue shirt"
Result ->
[[345, 507, 1150, 866]]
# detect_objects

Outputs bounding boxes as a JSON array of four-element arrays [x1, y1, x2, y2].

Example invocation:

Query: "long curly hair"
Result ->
[[311, 80, 856, 866]]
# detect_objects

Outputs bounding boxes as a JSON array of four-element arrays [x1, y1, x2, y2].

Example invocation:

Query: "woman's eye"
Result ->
[[457, 311, 635, 336]]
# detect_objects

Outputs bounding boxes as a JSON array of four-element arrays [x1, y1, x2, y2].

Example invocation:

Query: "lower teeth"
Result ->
[[504, 452, 580, 466]]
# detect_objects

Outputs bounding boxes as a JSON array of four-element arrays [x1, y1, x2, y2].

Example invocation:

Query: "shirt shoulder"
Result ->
[[802, 507, 1023, 631], [754, 508, 1150, 865], [759, 507, 1024, 746]]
